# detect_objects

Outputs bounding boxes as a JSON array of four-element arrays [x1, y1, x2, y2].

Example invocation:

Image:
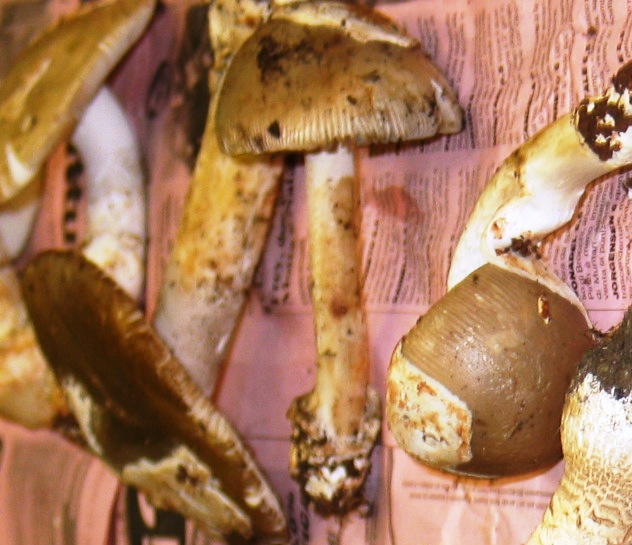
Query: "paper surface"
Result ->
[[2, 0, 632, 543]]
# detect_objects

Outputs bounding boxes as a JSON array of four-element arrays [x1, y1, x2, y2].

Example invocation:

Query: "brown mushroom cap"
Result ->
[[0, 0, 155, 202], [214, 3, 463, 155], [389, 263, 596, 477], [20, 250, 287, 543]]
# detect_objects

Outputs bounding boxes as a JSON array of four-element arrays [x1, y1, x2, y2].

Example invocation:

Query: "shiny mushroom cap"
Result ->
[[0, 0, 156, 203], [20, 250, 287, 544], [214, 0, 463, 155], [387, 263, 596, 477]]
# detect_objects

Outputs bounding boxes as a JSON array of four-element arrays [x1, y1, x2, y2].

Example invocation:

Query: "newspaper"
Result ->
[[1, 0, 632, 543]]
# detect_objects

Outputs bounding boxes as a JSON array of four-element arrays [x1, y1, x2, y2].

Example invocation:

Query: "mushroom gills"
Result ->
[[215, 4, 463, 156]]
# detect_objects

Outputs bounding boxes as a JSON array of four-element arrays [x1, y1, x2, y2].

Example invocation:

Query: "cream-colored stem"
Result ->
[[152, 0, 281, 396], [449, 73, 632, 303], [448, 113, 622, 301], [0, 245, 64, 428], [152, 122, 280, 396], [306, 146, 369, 437], [526, 374, 632, 545]]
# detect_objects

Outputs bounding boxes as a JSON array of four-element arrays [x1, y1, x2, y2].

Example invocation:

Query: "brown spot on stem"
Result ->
[[330, 298, 349, 317]]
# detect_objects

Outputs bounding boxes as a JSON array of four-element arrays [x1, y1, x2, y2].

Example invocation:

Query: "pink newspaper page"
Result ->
[[1, 0, 631, 543]]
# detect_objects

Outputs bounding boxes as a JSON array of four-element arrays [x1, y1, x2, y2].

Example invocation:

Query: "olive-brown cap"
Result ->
[[388, 264, 596, 477], [214, 1, 463, 155], [20, 250, 287, 544], [0, 0, 156, 203]]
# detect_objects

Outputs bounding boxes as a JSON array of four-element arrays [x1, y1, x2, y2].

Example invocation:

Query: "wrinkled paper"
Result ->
[[1, 0, 631, 543]]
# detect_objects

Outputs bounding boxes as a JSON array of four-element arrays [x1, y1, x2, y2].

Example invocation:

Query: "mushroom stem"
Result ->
[[72, 86, 146, 298], [526, 309, 632, 545], [304, 146, 369, 436], [0, 241, 65, 428], [449, 62, 632, 297], [287, 146, 381, 514], [152, 0, 281, 396], [152, 128, 281, 394], [146, 0, 288, 540]]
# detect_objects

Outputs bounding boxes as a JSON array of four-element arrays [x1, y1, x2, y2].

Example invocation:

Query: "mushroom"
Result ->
[[214, 0, 463, 513], [0, 0, 155, 430], [0, 86, 147, 429], [387, 60, 632, 477], [151, 0, 282, 395], [0, 0, 156, 204], [1, 0, 288, 540], [526, 308, 632, 545], [20, 250, 287, 544]]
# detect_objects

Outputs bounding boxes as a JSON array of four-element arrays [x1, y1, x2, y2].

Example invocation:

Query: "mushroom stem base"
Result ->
[[287, 386, 381, 515]]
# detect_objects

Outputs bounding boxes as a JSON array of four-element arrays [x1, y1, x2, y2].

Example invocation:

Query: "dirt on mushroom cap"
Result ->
[[215, 13, 462, 155]]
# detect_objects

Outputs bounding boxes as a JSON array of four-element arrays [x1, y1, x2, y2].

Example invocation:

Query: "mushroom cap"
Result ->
[[215, 2, 463, 155], [0, 0, 156, 203], [387, 263, 596, 477], [20, 250, 287, 542]]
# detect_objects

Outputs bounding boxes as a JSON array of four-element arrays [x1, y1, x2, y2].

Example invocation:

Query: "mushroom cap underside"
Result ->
[[215, 13, 463, 155], [20, 250, 287, 542]]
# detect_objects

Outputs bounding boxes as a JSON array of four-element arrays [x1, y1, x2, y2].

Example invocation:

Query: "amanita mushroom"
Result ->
[[151, 0, 282, 395], [214, 0, 463, 513], [526, 308, 632, 545], [0, 0, 156, 203], [0, 0, 155, 430], [2, 0, 288, 540], [387, 60, 632, 477], [20, 250, 287, 544], [0, 86, 147, 429]]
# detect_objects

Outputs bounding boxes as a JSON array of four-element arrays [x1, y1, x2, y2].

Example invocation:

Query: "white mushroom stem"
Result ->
[[526, 311, 632, 545], [287, 146, 381, 514], [152, 129, 281, 395], [72, 86, 146, 298], [0, 86, 146, 429], [304, 147, 370, 437], [149, 0, 288, 539], [448, 67, 632, 303]]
